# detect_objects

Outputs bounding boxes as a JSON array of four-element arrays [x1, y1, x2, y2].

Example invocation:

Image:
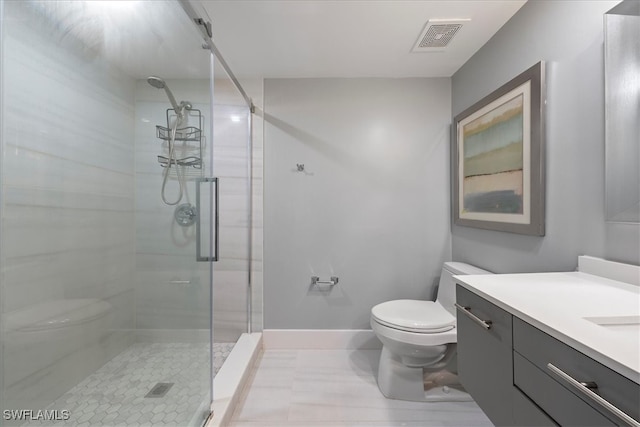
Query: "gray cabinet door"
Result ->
[[456, 285, 514, 426]]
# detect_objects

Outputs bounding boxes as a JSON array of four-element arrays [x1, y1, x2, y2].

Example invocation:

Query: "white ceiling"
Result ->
[[27, 1, 526, 81], [201, 0, 527, 79]]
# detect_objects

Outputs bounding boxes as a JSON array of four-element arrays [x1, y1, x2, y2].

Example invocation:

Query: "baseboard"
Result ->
[[263, 329, 382, 350]]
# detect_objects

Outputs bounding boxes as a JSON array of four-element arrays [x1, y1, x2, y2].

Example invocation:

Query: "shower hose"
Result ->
[[161, 113, 186, 206]]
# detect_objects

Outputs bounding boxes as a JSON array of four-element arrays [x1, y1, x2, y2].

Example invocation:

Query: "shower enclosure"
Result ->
[[0, 1, 258, 426]]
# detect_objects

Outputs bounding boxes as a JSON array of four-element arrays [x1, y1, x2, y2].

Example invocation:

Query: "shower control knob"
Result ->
[[175, 203, 197, 227]]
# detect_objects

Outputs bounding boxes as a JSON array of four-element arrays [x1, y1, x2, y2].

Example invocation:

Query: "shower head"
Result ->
[[147, 76, 166, 89], [147, 76, 184, 117]]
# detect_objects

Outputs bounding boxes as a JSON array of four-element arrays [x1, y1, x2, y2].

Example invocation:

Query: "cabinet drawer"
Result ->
[[456, 285, 513, 426], [512, 385, 558, 426], [514, 351, 615, 426], [513, 317, 640, 425]]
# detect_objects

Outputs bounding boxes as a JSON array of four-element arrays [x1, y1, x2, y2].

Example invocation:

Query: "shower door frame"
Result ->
[[0, 0, 5, 417]]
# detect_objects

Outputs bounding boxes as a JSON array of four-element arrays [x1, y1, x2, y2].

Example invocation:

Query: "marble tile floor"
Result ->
[[229, 349, 494, 427], [24, 342, 234, 427]]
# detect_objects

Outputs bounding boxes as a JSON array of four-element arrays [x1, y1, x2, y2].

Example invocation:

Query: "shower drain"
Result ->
[[145, 382, 174, 398]]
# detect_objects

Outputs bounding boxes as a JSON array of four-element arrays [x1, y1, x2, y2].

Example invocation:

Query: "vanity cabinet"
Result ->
[[456, 284, 640, 427], [456, 286, 514, 426]]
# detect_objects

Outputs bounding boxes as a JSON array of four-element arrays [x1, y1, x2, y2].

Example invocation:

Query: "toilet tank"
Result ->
[[436, 262, 492, 316]]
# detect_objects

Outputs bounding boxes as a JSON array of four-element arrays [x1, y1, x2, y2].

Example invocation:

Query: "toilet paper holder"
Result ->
[[311, 276, 339, 287]]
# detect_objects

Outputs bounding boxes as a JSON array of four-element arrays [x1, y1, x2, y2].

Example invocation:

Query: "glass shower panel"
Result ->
[[0, 1, 215, 425], [211, 62, 252, 350]]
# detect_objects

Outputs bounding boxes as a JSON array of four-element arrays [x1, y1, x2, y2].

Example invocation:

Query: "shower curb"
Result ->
[[207, 333, 262, 427]]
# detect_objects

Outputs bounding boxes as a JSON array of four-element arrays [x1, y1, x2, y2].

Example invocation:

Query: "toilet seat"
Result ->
[[371, 299, 455, 333], [370, 318, 457, 347]]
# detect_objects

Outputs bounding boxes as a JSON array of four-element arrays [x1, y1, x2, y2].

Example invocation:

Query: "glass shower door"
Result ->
[[0, 1, 217, 425], [134, 79, 215, 425]]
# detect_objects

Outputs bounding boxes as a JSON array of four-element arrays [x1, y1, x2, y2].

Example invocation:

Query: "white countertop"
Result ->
[[454, 271, 640, 384]]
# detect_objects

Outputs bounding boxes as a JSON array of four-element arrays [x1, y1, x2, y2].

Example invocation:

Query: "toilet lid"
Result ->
[[371, 300, 455, 333]]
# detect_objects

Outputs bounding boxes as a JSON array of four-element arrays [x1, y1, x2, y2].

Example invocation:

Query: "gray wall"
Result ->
[[264, 78, 452, 329], [451, 0, 639, 273]]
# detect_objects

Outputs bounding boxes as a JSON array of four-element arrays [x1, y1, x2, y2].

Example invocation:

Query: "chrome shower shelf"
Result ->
[[157, 155, 202, 168], [155, 108, 204, 169], [155, 125, 201, 142]]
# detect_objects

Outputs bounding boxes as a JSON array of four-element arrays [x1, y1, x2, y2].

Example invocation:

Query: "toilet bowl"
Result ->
[[371, 262, 491, 402]]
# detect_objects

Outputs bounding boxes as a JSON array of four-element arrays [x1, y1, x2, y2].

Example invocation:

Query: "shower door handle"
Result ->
[[196, 177, 219, 262]]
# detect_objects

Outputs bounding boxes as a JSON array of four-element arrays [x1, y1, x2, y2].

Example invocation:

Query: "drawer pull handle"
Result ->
[[546, 363, 639, 427], [454, 303, 492, 330]]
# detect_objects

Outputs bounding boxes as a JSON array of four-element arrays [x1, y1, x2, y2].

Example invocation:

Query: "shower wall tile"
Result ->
[[211, 139, 253, 338], [3, 204, 133, 260], [133, 100, 210, 332], [2, 2, 136, 413], [212, 270, 250, 340], [134, 89, 256, 340], [5, 143, 133, 194], [134, 254, 210, 330]]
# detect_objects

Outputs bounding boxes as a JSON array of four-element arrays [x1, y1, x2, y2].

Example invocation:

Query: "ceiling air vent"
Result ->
[[412, 19, 470, 52]]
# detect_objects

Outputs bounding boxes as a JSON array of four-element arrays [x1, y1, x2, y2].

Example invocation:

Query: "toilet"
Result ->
[[371, 262, 491, 402]]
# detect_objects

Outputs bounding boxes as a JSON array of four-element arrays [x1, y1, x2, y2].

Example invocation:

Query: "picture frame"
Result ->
[[452, 61, 545, 236]]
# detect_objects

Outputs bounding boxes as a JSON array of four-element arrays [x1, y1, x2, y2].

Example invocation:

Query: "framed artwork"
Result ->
[[452, 61, 546, 236]]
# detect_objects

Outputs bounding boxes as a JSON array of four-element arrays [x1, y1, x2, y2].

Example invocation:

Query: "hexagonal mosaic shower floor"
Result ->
[[24, 342, 234, 427]]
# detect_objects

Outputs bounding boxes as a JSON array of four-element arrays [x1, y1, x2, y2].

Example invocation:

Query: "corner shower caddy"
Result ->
[[156, 108, 204, 169]]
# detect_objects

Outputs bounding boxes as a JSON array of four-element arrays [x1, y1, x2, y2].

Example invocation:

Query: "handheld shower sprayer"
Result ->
[[147, 76, 194, 206], [147, 76, 192, 124]]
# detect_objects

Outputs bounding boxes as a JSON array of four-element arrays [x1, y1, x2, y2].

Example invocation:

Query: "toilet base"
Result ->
[[377, 347, 429, 401], [377, 347, 472, 402], [424, 386, 473, 402], [424, 369, 472, 402]]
